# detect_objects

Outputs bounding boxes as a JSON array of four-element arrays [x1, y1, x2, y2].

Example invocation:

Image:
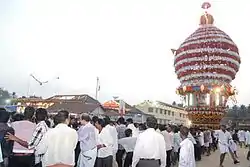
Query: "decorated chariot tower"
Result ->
[[173, 2, 241, 129]]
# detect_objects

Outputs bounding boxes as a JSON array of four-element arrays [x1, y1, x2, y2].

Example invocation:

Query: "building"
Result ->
[[136, 100, 188, 125], [103, 100, 152, 123], [14, 94, 105, 116]]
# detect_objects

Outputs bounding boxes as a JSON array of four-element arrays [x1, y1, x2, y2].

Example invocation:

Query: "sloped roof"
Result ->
[[47, 94, 100, 104], [47, 101, 102, 114]]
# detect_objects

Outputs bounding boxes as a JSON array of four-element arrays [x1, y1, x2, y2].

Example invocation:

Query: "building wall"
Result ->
[[136, 101, 188, 126], [90, 107, 105, 116]]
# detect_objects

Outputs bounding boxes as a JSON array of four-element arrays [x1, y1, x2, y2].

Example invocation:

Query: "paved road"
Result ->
[[196, 147, 249, 167]]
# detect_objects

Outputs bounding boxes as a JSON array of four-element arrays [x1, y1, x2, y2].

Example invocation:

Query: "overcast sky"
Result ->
[[0, 0, 249, 105]]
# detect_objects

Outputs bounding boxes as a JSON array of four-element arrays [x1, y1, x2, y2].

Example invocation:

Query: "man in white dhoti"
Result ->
[[216, 125, 239, 167], [238, 129, 245, 148], [77, 114, 97, 167], [178, 126, 195, 167], [132, 116, 166, 167]]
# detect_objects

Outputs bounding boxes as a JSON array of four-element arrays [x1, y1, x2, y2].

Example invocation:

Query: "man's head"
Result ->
[[24, 106, 35, 121], [180, 126, 189, 140], [166, 125, 172, 133], [56, 110, 70, 125], [35, 108, 48, 122], [117, 117, 125, 125], [125, 128, 132, 137], [103, 116, 111, 126], [146, 116, 157, 129], [80, 113, 91, 125], [92, 116, 99, 125], [220, 124, 226, 131], [126, 118, 133, 124], [0, 109, 10, 123], [95, 118, 105, 131]]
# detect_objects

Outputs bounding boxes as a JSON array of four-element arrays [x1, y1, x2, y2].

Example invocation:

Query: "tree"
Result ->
[[0, 88, 12, 105]]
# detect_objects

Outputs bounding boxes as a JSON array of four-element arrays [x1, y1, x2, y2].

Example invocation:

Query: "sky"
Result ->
[[0, 0, 249, 105]]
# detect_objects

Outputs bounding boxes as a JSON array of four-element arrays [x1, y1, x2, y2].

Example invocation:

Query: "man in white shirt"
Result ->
[[238, 129, 245, 148], [197, 129, 204, 155], [77, 114, 97, 167], [118, 129, 137, 167], [216, 125, 239, 167], [104, 117, 118, 167], [132, 116, 166, 167], [179, 126, 195, 167], [161, 125, 173, 167], [95, 119, 114, 167], [126, 118, 139, 137], [36, 110, 78, 167]]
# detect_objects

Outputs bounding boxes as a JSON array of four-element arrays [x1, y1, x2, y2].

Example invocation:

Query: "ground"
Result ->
[[196, 147, 249, 167]]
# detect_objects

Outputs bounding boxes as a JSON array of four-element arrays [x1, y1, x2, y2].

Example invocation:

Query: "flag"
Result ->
[[119, 100, 126, 116]]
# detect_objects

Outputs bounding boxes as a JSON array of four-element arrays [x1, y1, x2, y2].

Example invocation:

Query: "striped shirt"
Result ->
[[29, 121, 49, 164]]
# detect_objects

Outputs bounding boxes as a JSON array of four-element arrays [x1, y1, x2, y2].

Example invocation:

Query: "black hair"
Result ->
[[139, 123, 147, 131], [126, 118, 133, 124], [12, 113, 25, 122], [125, 128, 132, 137], [159, 125, 166, 131], [146, 116, 157, 129], [35, 108, 48, 122], [0, 109, 10, 123], [81, 113, 91, 122], [97, 118, 106, 128], [24, 106, 35, 120], [53, 114, 60, 127], [117, 117, 125, 124], [56, 110, 69, 123], [92, 116, 99, 124], [103, 116, 111, 126]]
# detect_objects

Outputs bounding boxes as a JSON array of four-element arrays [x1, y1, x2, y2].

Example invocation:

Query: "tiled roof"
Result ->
[[47, 101, 102, 114]]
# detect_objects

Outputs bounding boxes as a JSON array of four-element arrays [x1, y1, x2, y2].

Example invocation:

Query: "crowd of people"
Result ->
[[0, 106, 249, 167]]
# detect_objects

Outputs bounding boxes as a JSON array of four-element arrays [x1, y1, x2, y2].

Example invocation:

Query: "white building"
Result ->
[[136, 100, 189, 126]]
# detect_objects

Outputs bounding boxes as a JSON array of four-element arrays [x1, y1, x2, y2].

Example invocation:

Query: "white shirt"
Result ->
[[161, 130, 173, 151], [215, 130, 231, 146], [106, 124, 118, 154], [36, 123, 78, 167], [132, 128, 166, 167], [238, 130, 245, 141], [198, 132, 204, 146], [127, 124, 139, 137], [118, 137, 137, 153], [179, 138, 195, 167], [97, 126, 114, 158], [245, 131, 250, 145]]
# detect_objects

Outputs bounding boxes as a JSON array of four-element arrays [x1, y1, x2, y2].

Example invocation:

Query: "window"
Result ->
[[164, 110, 166, 115], [168, 110, 171, 115], [172, 112, 174, 116], [160, 109, 163, 114], [148, 107, 153, 113], [180, 113, 182, 117], [155, 108, 158, 113]]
